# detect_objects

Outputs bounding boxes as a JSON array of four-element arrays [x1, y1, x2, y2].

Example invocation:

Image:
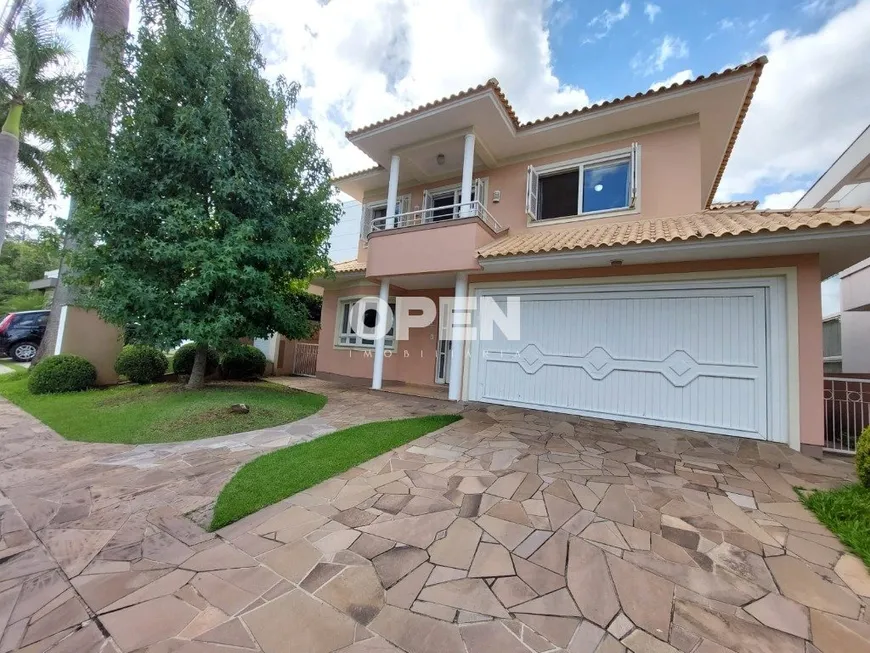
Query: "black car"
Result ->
[[0, 310, 50, 362]]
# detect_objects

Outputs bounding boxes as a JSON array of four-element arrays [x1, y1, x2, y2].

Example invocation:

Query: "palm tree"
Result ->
[[0, 5, 76, 255]]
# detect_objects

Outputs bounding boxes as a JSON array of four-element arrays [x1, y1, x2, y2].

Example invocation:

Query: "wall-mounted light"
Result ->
[[436, 153, 445, 165], [493, 190, 501, 203]]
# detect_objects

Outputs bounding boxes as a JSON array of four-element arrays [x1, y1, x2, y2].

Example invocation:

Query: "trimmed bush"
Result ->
[[172, 343, 219, 376], [115, 345, 168, 384], [28, 355, 97, 395], [221, 345, 267, 380], [856, 425, 870, 488]]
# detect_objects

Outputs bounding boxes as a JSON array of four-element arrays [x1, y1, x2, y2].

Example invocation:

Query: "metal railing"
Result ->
[[823, 376, 870, 454], [293, 343, 318, 377], [368, 200, 504, 235]]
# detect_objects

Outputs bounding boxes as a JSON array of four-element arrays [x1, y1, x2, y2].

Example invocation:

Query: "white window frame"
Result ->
[[334, 296, 397, 350], [423, 178, 487, 222], [361, 194, 410, 238], [526, 144, 639, 224]]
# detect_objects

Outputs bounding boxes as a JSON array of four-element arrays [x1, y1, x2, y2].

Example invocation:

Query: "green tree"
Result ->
[[63, 0, 340, 389], [0, 4, 78, 255], [0, 226, 61, 313]]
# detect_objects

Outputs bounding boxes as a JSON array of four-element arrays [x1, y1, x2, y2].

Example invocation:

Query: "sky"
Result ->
[[39, 0, 870, 265]]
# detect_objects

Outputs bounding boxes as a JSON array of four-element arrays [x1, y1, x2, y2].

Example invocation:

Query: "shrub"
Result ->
[[172, 343, 219, 376], [856, 425, 870, 488], [28, 355, 97, 395], [115, 345, 168, 384], [221, 345, 267, 380]]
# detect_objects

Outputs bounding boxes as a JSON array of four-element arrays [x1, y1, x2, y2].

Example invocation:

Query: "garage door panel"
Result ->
[[503, 293, 763, 367], [471, 284, 771, 440]]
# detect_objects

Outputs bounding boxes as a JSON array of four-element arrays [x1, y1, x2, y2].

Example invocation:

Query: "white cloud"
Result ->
[[250, 0, 590, 179], [644, 3, 661, 23], [586, 1, 631, 40], [631, 35, 689, 74], [649, 69, 693, 91], [716, 0, 870, 200], [801, 0, 852, 15], [758, 189, 807, 209]]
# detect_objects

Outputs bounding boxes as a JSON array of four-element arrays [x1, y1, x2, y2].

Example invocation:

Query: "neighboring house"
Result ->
[[795, 124, 870, 374], [314, 56, 870, 456]]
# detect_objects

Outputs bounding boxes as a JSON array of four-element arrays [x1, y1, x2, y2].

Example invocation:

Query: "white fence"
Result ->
[[823, 376, 870, 454]]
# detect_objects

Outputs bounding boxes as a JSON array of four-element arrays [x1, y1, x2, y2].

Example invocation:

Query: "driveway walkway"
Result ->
[[0, 378, 865, 653]]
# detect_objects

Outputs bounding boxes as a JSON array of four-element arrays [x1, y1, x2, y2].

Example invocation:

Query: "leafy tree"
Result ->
[[63, 0, 340, 389], [0, 4, 78, 255], [0, 226, 61, 313]]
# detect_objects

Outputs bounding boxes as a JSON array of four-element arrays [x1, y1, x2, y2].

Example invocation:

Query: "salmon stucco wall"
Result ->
[[317, 284, 449, 387], [358, 122, 702, 263], [59, 307, 124, 386], [366, 221, 494, 277]]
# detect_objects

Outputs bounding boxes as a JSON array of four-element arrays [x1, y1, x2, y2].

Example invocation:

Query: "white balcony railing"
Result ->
[[367, 200, 504, 236]]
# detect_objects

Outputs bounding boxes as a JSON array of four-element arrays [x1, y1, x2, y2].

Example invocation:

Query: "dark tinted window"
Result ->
[[539, 170, 580, 220], [13, 313, 39, 327]]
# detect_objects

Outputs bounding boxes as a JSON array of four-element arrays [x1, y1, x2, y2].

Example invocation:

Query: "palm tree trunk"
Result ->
[[38, 0, 131, 362], [186, 343, 209, 390], [0, 0, 26, 50], [0, 103, 22, 256]]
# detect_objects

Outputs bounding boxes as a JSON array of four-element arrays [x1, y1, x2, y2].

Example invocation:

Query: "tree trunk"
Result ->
[[186, 343, 209, 390], [37, 0, 131, 363], [0, 103, 22, 256], [0, 0, 26, 50]]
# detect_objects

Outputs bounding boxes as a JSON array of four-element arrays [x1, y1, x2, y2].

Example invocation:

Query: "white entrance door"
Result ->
[[468, 281, 783, 441]]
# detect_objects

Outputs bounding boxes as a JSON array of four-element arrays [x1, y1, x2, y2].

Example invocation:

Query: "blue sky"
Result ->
[[37, 0, 870, 264]]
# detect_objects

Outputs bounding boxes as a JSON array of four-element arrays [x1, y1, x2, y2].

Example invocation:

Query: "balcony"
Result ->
[[365, 200, 506, 278], [366, 199, 504, 236]]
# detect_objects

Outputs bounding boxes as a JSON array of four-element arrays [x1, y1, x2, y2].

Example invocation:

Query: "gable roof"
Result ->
[[339, 58, 766, 209], [477, 207, 870, 259]]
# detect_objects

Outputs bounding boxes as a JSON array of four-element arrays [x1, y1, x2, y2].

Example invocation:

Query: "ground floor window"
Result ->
[[336, 298, 396, 349]]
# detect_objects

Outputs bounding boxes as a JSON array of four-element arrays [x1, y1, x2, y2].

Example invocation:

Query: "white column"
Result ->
[[386, 154, 400, 229], [459, 133, 475, 217], [371, 277, 390, 390], [448, 272, 468, 401]]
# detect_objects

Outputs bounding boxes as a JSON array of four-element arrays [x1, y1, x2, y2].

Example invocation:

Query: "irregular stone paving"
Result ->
[[0, 378, 866, 653]]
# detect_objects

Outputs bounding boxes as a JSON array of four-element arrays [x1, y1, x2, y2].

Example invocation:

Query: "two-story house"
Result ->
[[314, 57, 870, 457]]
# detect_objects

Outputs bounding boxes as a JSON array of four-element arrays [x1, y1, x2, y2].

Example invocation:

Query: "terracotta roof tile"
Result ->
[[332, 165, 384, 183], [346, 79, 519, 138], [477, 208, 870, 259], [710, 200, 760, 210], [332, 259, 366, 273]]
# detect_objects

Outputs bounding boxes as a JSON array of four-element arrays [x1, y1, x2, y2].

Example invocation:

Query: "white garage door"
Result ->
[[468, 280, 786, 441]]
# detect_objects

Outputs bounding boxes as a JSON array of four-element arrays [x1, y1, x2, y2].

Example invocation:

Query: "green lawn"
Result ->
[[799, 483, 870, 568], [0, 373, 326, 445], [211, 414, 462, 530]]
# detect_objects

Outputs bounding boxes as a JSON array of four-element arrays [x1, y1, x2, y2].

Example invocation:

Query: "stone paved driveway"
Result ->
[[0, 379, 867, 653]]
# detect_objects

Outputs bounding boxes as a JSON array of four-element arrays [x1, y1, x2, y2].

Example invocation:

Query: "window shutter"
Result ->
[[474, 178, 484, 207], [629, 142, 639, 208], [423, 190, 434, 222], [361, 204, 374, 238], [526, 166, 540, 220]]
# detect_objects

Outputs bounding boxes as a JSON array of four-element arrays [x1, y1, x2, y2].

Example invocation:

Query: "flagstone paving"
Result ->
[[0, 377, 866, 653]]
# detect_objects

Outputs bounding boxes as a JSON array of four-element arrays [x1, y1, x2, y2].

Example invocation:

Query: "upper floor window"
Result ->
[[526, 144, 638, 222], [424, 179, 485, 222], [362, 195, 411, 236]]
